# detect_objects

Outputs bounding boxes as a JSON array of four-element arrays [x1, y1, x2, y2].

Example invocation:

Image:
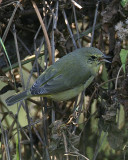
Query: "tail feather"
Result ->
[[6, 90, 31, 106]]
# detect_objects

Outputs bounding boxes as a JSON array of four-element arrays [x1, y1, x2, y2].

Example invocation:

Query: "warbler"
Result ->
[[6, 47, 108, 106]]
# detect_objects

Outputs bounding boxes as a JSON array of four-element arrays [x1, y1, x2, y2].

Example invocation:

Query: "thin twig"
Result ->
[[53, 1, 59, 30], [90, 1, 100, 47], [0, 1, 19, 9], [51, 30, 55, 64], [13, 24, 25, 89], [71, 0, 82, 9], [16, 116, 22, 160], [63, 131, 69, 160], [41, 98, 51, 160], [17, 35, 32, 55], [24, 101, 35, 160], [72, 91, 84, 134], [33, 26, 41, 76], [4, 130, 11, 160], [2, 53, 44, 72], [115, 65, 123, 90], [32, 0, 52, 65], [65, 152, 89, 160], [72, 2, 81, 48], [51, 23, 56, 122], [62, 9, 77, 49], [2, 1, 20, 43]]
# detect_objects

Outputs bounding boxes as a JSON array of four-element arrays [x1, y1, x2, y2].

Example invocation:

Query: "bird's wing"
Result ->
[[30, 63, 91, 95], [30, 66, 59, 94]]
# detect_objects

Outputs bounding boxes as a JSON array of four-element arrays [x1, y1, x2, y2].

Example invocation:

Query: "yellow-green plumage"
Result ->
[[6, 47, 105, 106]]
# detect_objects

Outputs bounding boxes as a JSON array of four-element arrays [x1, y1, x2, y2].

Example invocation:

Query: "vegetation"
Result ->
[[0, 0, 128, 159]]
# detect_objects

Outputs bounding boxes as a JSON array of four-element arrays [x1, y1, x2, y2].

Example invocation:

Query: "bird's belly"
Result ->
[[44, 84, 85, 101]]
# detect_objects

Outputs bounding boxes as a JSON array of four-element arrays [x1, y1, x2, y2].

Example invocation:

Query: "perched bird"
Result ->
[[6, 47, 108, 106]]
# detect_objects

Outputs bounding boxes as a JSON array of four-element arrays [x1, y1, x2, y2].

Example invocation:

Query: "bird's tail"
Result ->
[[6, 90, 31, 106]]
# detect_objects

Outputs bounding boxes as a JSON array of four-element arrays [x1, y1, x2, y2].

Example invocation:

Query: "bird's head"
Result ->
[[85, 47, 111, 66], [85, 47, 111, 74]]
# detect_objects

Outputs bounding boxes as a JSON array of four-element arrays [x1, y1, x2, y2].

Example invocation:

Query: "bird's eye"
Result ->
[[91, 56, 96, 59]]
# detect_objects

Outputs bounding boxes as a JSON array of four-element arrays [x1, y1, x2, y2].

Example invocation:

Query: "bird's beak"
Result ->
[[101, 54, 112, 63], [101, 59, 111, 63], [102, 54, 111, 59]]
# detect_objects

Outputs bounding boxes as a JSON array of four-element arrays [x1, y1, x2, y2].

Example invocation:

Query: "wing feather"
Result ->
[[30, 51, 92, 95]]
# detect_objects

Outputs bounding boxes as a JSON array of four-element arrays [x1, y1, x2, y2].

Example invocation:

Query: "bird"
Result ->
[[6, 47, 109, 106]]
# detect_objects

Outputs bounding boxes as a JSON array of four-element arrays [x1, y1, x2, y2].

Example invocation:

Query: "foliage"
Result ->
[[120, 49, 128, 73], [121, 0, 128, 7], [0, 0, 128, 160]]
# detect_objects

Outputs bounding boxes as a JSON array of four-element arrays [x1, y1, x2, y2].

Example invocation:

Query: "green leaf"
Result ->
[[120, 49, 128, 73], [0, 38, 12, 71], [121, 0, 128, 7], [16, 135, 20, 160]]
